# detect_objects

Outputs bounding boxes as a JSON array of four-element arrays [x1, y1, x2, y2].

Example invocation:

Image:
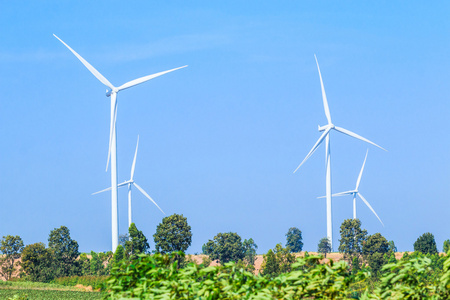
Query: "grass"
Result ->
[[0, 289, 103, 299], [0, 280, 104, 299]]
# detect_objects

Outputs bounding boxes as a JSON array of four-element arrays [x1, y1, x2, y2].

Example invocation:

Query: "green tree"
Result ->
[[79, 253, 91, 275], [413, 232, 438, 255], [154, 214, 192, 254], [443, 239, 450, 254], [387, 251, 397, 264], [243, 238, 258, 266], [274, 243, 295, 273], [362, 233, 390, 276], [285, 227, 303, 253], [201, 255, 212, 267], [338, 218, 367, 267], [48, 226, 80, 277], [125, 223, 149, 257], [20, 243, 55, 282], [261, 249, 278, 277], [317, 237, 332, 258], [112, 245, 125, 265], [90, 251, 104, 275], [261, 243, 295, 277], [0, 235, 24, 280], [202, 232, 245, 264]]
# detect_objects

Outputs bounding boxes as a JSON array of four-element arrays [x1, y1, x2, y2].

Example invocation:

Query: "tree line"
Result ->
[[1, 213, 449, 283]]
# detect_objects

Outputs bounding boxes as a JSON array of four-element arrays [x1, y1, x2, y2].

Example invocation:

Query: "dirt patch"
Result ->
[[74, 284, 93, 292]]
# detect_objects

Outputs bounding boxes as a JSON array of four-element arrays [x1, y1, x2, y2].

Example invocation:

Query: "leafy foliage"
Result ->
[[201, 255, 212, 267], [112, 245, 125, 266], [104, 252, 358, 299], [388, 240, 397, 252], [118, 233, 129, 247], [367, 254, 444, 299], [261, 243, 295, 277], [338, 218, 367, 268], [261, 249, 278, 277], [202, 232, 246, 265], [242, 238, 258, 266], [414, 232, 438, 255], [444, 239, 450, 254], [20, 243, 55, 282], [51, 275, 108, 288], [79, 253, 90, 275], [362, 233, 390, 276], [48, 226, 80, 277], [153, 213, 192, 254], [124, 223, 149, 257], [285, 227, 303, 252], [103, 251, 450, 299], [0, 235, 24, 280], [317, 237, 332, 258]]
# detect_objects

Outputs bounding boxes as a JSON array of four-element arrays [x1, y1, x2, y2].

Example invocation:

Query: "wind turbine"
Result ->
[[54, 34, 186, 251], [293, 55, 386, 250], [320, 150, 384, 226], [93, 135, 165, 229]]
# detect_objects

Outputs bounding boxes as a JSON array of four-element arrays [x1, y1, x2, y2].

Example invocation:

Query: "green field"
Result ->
[[0, 281, 103, 300]]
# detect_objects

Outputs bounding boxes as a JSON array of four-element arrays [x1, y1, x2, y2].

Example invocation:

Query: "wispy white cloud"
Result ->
[[0, 33, 231, 64], [100, 33, 232, 63]]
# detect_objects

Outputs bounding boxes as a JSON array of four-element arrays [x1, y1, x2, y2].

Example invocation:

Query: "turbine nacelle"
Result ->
[[105, 88, 118, 97], [318, 124, 334, 132]]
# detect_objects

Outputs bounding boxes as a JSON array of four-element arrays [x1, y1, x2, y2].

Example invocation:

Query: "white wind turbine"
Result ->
[[54, 34, 186, 251], [320, 150, 384, 226], [293, 55, 386, 250], [93, 135, 165, 229]]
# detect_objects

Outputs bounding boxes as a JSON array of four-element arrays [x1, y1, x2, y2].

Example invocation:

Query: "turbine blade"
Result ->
[[118, 181, 129, 188], [293, 127, 331, 173], [314, 55, 332, 125], [131, 135, 139, 180], [317, 191, 354, 199], [53, 34, 115, 90], [356, 149, 369, 190], [334, 191, 355, 197], [92, 181, 128, 195], [106, 94, 118, 171], [334, 126, 387, 151], [318, 191, 354, 199], [92, 186, 112, 195], [358, 193, 384, 226], [117, 65, 188, 91], [133, 182, 165, 215]]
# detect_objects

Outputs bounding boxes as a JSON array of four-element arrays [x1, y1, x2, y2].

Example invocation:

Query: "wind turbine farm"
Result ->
[[293, 55, 386, 250], [1, 1, 449, 262], [93, 135, 165, 229], [319, 150, 384, 226], [53, 34, 186, 251], [2, 3, 450, 298]]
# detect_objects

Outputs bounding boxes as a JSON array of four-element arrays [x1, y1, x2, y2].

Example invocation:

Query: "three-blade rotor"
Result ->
[[92, 135, 165, 215], [54, 34, 187, 171], [293, 56, 386, 174], [318, 149, 384, 226]]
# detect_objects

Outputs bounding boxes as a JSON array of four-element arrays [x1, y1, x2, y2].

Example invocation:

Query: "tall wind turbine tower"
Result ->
[[54, 34, 186, 251], [293, 55, 386, 250], [93, 135, 165, 228], [323, 150, 384, 226]]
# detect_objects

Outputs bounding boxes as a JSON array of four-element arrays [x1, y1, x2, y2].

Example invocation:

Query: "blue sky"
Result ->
[[0, 1, 449, 254]]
